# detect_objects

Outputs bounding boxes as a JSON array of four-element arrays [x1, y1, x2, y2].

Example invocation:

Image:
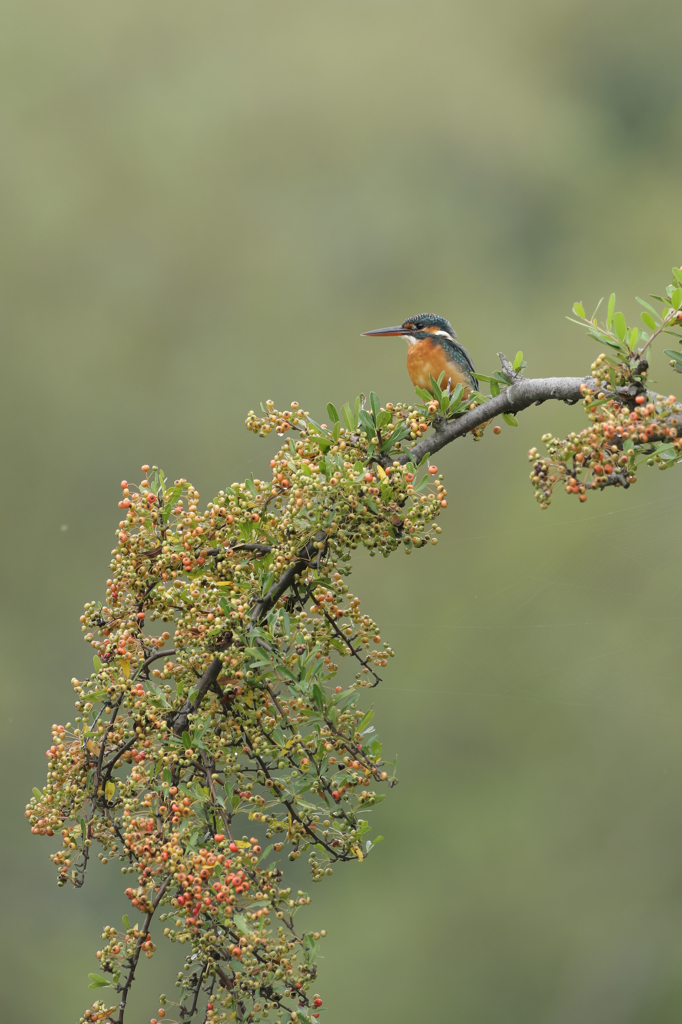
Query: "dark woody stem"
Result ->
[[115, 878, 169, 1024], [392, 372, 682, 468], [398, 374, 596, 466]]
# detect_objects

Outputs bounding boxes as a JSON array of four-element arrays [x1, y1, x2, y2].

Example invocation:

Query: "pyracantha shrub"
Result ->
[[27, 269, 682, 1024], [27, 395, 447, 1024]]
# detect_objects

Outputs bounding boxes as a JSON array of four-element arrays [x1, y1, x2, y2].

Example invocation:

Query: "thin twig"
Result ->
[[115, 878, 170, 1023]]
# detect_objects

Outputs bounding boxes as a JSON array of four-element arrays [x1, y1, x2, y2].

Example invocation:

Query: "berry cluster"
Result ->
[[27, 393, 448, 1024], [529, 274, 682, 508]]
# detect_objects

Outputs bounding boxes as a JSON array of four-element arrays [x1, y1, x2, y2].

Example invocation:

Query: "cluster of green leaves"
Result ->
[[527, 269, 682, 509], [27, 395, 449, 1024], [569, 268, 682, 365]]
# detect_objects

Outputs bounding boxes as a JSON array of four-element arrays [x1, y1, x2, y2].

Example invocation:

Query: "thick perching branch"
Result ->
[[402, 374, 595, 465]]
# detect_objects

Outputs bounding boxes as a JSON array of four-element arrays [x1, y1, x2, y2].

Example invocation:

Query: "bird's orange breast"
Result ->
[[406, 339, 472, 395]]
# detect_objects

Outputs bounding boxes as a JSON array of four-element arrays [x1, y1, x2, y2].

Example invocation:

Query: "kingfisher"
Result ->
[[362, 313, 478, 397]]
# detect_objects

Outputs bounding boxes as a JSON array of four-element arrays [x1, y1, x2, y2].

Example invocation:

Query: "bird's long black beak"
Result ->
[[361, 325, 411, 337]]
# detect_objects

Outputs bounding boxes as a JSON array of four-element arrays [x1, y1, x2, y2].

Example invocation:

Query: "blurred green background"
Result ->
[[3, 0, 682, 1021]]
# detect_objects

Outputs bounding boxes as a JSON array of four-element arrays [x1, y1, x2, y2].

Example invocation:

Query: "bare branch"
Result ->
[[136, 647, 176, 679]]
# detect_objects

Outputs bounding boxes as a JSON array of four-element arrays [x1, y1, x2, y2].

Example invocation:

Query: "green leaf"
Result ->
[[672, 267, 682, 286], [672, 287, 682, 310], [641, 311, 657, 331], [32, 787, 43, 800], [341, 402, 355, 432], [429, 374, 444, 403], [636, 296, 661, 319], [233, 914, 249, 935], [182, 731, 191, 748], [364, 497, 379, 513], [490, 381, 500, 398], [613, 311, 627, 341], [354, 394, 362, 426], [663, 349, 682, 363], [326, 403, 340, 424], [607, 293, 616, 329], [92, 656, 102, 672], [447, 382, 464, 406], [307, 418, 332, 439], [502, 413, 519, 427], [88, 974, 112, 989], [369, 392, 380, 422], [572, 302, 585, 319], [358, 410, 375, 436], [513, 350, 524, 370], [311, 683, 324, 711], [358, 709, 374, 732], [588, 331, 623, 351], [414, 386, 432, 401], [122, 914, 130, 930]]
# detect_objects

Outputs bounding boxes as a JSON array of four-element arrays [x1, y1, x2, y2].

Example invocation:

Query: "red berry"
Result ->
[[364, 473, 374, 482], [428, 465, 438, 474], [229, 841, 238, 852], [214, 833, 224, 842]]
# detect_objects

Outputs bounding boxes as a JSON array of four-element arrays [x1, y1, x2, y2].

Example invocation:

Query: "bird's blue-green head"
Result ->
[[362, 313, 457, 342]]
